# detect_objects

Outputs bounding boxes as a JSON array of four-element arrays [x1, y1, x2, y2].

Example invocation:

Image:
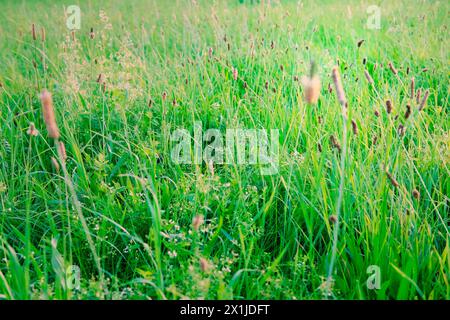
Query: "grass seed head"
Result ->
[[192, 214, 204, 232], [416, 88, 422, 104], [40, 90, 60, 139], [232, 67, 238, 81], [418, 89, 429, 111], [388, 61, 398, 75], [31, 23, 36, 40], [385, 168, 399, 188], [386, 100, 393, 114], [51, 157, 60, 172], [58, 141, 67, 161], [351, 120, 358, 135], [364, 69, 374, 85], [410, 77, 415, 98], [331, 66, 346, 107], [301, 61, 321, 104], [330, 135, 341, 152], [404, 104, 411, 119], [412, 189, 420, 200]]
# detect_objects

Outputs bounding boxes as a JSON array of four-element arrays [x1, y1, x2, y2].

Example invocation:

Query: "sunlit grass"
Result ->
[[0, 0, 448, 300]]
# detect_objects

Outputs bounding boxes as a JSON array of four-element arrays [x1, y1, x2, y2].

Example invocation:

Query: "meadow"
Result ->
[[0, 0, 448, 300]]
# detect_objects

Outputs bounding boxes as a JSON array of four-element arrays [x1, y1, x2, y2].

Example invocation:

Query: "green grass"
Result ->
[[0, 0, 448, 300]]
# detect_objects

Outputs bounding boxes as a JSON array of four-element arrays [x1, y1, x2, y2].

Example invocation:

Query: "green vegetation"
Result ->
[[0, 0, 448, 299]]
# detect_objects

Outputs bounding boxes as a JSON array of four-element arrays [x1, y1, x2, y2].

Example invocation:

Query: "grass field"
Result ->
[[0, 0, 448, 300]]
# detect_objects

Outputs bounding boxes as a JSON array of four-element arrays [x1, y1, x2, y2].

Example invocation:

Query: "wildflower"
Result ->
[[27, 122, 39, 136]]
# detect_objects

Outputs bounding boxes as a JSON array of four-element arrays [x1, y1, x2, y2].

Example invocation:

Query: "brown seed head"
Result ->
[[364, 69, 374, 85], [416, 88, 422, 104], [410, 77, 415, 98], [388, 61, 398, 75], [41, 27, 46, 42], [31, 23, 37, 40], [418, 89, 429, 111], [351, 120, 358, 135], [331, 66, 346, 108], [330, 135, 341, 152], [412, 189, 420, 200], [386, 100, 393, 114], [40, 90, 60, 139], [404, 104, 411, 119], [385, 168, 399, 188]]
